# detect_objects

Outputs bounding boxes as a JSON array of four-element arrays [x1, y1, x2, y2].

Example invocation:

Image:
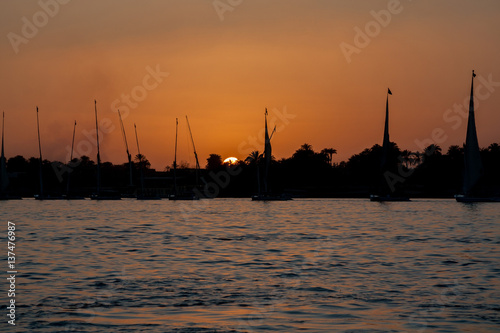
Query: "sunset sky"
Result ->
[[1, 0, 499, 170]]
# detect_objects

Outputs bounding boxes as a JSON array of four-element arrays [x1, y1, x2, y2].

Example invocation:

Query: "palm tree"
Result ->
[[321, 148, 337, 167], [245, 150, 261, 164], [292, 143, 315, 160], [488, 143, 500, 154], [300, 143, 313, 153], [134, 153, 151, 169], [206, 154, 223, 170], [424, 144, 442, 157]]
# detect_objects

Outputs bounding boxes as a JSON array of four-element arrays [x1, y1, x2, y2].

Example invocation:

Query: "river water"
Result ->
[[0, 198, 499, 332]]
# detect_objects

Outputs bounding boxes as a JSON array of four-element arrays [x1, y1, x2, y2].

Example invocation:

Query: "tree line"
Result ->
[[2, 142, 500, 198]]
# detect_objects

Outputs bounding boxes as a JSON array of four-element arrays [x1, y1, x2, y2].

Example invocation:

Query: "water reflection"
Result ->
[[1, 199, 498, 332]]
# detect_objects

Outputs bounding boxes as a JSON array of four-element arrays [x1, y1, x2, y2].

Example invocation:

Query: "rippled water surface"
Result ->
[[1, 198, 499, 332]]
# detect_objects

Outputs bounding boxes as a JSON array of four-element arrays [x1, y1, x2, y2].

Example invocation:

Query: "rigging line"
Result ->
[[118, 110, 130, 157], [186, 115, 200, 170]]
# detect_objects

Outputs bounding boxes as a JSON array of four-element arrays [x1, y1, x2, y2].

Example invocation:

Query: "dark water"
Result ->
[[1, 198, 499, 332]]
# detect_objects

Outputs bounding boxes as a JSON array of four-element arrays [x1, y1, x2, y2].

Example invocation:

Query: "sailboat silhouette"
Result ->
[[117, 109, 134, 191], [370, 89, 410, 202], [252, 108, 291, 201], [34, 107, 64, 200], [169, 118, 199, 200], [90, 100, 121, 200], [64, 120, 85, 200], [455, 70, 500, 202]]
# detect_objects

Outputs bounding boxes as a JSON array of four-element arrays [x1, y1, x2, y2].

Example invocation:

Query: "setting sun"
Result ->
[[223, 157, 239, 165]]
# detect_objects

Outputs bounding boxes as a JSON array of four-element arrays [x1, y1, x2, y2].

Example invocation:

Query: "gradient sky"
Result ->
[[1, 0, 499, 170]]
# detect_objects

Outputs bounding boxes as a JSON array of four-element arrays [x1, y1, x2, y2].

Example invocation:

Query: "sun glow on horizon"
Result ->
[[223, 157, 239, 165]]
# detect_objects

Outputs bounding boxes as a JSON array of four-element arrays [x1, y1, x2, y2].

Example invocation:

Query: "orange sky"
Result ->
[[1, 1, 499, 170]]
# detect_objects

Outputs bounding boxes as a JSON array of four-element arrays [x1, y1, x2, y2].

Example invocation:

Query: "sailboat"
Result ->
[[117, 110, 135, 197], [252, 108, 291, 201], [370, 89, 410, 202], [134, 123, 161, 200], [34, 107, 64, 200], [169, 118, 199, 200], [90, 100, 121, 200], [455, 70, 500, 202], [0, 112, 21, 200], [64, 120, 85, 200], [186, 116, 201, 189]]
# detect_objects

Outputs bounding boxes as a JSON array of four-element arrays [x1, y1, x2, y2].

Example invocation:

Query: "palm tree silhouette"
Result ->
[[488, 143, 500, 154], [134, 153, 151, 169], [321, 148, 337, 167], [424, 144, 442, 157]]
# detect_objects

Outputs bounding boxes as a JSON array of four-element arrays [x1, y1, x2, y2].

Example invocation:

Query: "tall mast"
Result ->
[[66, 121, 77, 196], [94, 100, 101, 195], [173, 118, 178, 195], [463, 70, 482, 195], [134, 123, 145, 196], [185, 115, 200, 187], [118, 110, 133, 187], [36, 107, 44, 197], [263, 108, 271, 194], [381, 88, 391, 170]]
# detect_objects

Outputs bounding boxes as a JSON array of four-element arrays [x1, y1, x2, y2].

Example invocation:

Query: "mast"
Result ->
[[173, 118, 178, 195], [463, 70, 482, 195], [381, 88, 392, 170], [36, 107, 44, 197], [118, 110, 133, 187], [263, 108, 271, 194], [0, 112, 8, 193], [94, 100, 101, 195], [185, 115, 200, 187], [66, 121, 77, 196], [134, 123, 145, 196]]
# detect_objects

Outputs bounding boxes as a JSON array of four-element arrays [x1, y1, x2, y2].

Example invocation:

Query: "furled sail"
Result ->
[[463, 70, 483, 195], [380, 88, 392, 170]]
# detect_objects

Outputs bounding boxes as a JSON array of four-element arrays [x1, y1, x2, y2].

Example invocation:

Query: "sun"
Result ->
[[223, 157, 239, 165]]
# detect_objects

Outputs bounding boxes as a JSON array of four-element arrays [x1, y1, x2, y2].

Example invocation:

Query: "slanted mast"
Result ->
[[173, 118, 178, 195], [36, 107, 44, 197], [66, 120, 77, 196], [118, 109, 134, 187], [263, 108, 276, 194], [186, 116, 200, 187], [94, 100, 101, 195]]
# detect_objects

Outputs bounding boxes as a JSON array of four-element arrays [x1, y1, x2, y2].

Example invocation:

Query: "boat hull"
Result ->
[[370, 195, 410, 202], [169, 194, 199, 201], [90, 195, 121, 200], [252, 194, 292, 201], [137, 195, 162, 200], [455, 195, 500, 203], [34, 195, 65, 200], [63, 195, 86, 200], [0, 195, 22, 200]]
